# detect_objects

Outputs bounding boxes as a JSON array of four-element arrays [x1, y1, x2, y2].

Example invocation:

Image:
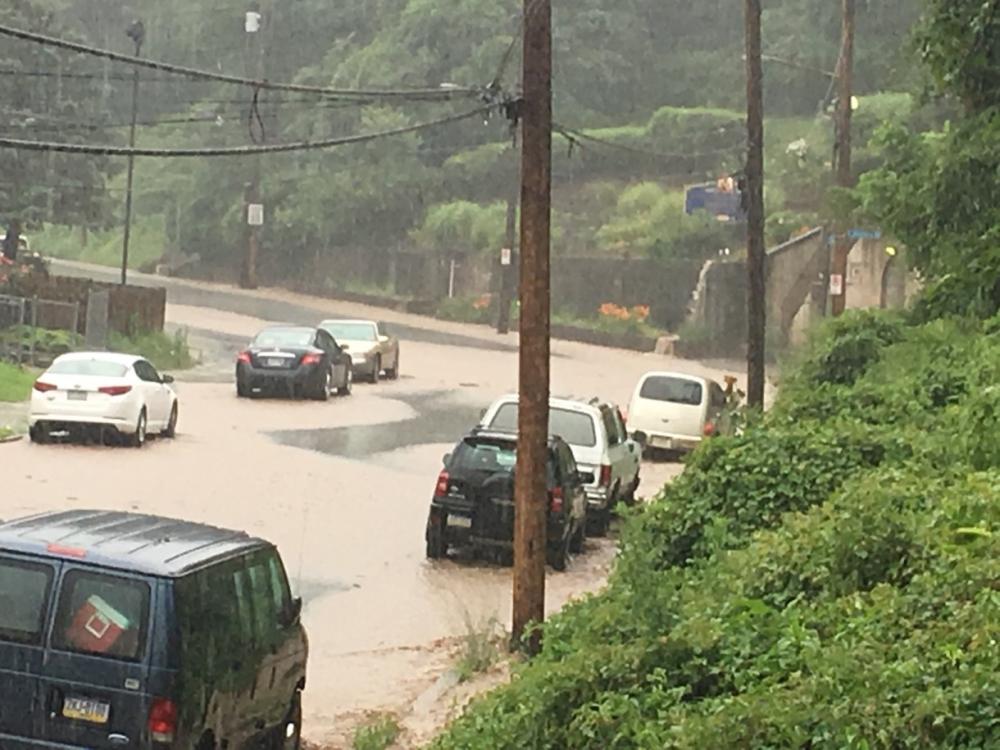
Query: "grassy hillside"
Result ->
[[431, 310, 1000, 749]]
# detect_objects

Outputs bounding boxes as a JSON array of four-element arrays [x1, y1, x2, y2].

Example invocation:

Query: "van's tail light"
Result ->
[[549, 486, 564, 513], [99, 385, 132, 396], [301, 352, 322, 366], [33, 380, 56, 393], [148, 697, 178, 743], [599, 464, 612, 487], [434, 470, 449, 498], [704, 421, 716, 437], [236, 351, 252, 364]]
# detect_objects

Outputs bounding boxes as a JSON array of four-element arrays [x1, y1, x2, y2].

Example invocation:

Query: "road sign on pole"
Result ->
[[830, 273, 844, 296], [500, 247, 512, 266], [247, 203, 264, 226]]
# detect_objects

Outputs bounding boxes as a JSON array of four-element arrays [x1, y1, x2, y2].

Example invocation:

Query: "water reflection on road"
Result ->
[[268, 391, 483, 459]]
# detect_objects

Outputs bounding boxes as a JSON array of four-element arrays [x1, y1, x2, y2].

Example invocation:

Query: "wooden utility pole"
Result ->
[[496, 135, 519, 335], [830, 0, 855, 316], [511, 0, 551, 654], [240, 3, 264, 290], [744, 0, 766, 409], [120, 20, 144, 286]]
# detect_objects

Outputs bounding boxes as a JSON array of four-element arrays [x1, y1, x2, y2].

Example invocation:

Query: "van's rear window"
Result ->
[[639, 377, 703, 406], [52, 570, 150, 661], [0, 558, 54, 646]]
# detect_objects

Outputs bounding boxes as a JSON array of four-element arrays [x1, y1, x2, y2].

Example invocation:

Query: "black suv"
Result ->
[[425, 429, 588, 571], [0, 510, 307, 750]]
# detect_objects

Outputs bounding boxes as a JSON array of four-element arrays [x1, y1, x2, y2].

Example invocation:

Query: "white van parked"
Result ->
[[626, 371, 726, 455]]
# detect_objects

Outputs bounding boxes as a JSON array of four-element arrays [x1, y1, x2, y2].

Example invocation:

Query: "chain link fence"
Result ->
[[0, 293, 82, 367]]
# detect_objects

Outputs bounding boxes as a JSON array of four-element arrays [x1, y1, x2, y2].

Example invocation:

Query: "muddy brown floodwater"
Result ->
[[5, 269, 748, 746]]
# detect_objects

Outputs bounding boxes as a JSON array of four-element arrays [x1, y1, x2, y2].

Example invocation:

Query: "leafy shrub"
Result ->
[[432, 307, 1000, 750], [108, 328, 195, 371], [352, 713, 401, 750]]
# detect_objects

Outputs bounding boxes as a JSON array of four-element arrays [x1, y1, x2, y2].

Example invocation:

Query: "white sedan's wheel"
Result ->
[[130, 409, 147, 448]]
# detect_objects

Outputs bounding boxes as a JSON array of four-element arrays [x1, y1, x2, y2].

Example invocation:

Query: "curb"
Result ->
[[0, 433, 24, 444]]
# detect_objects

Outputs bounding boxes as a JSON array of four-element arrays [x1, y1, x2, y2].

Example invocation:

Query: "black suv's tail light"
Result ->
[[434, 471, 449, 497], [549, 486, 564, 513]]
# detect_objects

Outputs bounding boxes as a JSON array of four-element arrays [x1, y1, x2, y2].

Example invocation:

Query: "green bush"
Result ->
[[432, 306, 1000, 750], [0, 361, 37, 402], [108, 329, 195, 371]]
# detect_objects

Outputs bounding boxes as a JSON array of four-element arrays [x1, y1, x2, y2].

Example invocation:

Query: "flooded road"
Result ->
[[4, 271, 727, 745], [270, 391, 482, 459]]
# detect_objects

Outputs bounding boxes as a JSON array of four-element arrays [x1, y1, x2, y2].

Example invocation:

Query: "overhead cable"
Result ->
[[554, 124, 746, 162], [0, 105, 495, 157], [0, 22, 483, 101]]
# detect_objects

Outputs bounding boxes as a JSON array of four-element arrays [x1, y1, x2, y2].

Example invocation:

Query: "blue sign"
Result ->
[[848, 228, 882, 240], [685, 183, 746, 224]]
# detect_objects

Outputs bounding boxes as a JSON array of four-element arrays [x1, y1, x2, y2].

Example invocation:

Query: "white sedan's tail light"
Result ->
[[99, 385, 132, 396]]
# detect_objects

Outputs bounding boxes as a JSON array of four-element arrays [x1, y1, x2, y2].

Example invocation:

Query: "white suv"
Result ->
[[479, 395, 642, 535]]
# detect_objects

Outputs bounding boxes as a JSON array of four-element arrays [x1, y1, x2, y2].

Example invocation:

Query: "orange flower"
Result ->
[[632, 305, 650, 322], [599, 302, 630, 320], [472, 293, 493, 310]]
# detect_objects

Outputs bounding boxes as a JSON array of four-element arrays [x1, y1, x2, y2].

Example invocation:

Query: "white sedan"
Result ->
[[29, 352, 179, 447]]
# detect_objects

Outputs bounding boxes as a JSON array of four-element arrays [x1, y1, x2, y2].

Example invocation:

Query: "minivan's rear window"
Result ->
[[639, 376, 704, 406], [0, 558, 54, 645], [489, 403, 597, 447], [52, 570, 150, 661]]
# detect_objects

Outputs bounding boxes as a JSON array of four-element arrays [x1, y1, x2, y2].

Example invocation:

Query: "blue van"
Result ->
[[0, 510, 308, 750]]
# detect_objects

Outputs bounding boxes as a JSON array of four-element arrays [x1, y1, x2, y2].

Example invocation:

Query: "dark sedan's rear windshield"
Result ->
[[488, 403, 597, 447], [253, 329, 315, 348], [0, 558, 54, 646], [48, 360, 128, 377], [52, 570, 150, 661], [639, 376, 704, 406]]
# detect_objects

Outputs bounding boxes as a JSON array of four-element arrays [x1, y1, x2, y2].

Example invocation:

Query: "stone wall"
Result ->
[[296, 249, 703, 333]]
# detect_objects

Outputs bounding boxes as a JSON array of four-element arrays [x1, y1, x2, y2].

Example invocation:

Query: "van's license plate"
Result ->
[[447, 515, 472, 528], [63, 696, 110, 724]]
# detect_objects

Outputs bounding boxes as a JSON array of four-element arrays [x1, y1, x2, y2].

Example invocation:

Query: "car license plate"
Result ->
[[266, 358, 286, 368], [652, 436, 673, 449], [62, 696, 110, 724], [67, 390, 87, 401], [447, 515, 472, 529]]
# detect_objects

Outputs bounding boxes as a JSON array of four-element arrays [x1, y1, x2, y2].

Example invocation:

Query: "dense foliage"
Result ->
[[11, 0, 922, 279], [432, 310, 1000, 749], [0, 0, 115, 246], [858, 0, 1000, 318]]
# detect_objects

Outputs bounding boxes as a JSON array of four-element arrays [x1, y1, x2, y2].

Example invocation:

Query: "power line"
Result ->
[[0, 21, 486, 102], [0, 104, 495, 157], [554, 123, 745, 162]]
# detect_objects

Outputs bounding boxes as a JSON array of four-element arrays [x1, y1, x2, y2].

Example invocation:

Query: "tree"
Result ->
[[0, 0, 115, 257], [857, 0, 1000, 318]]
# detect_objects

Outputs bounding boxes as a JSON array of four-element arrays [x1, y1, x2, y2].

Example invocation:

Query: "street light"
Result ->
[[120, 19, 145, 286]]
